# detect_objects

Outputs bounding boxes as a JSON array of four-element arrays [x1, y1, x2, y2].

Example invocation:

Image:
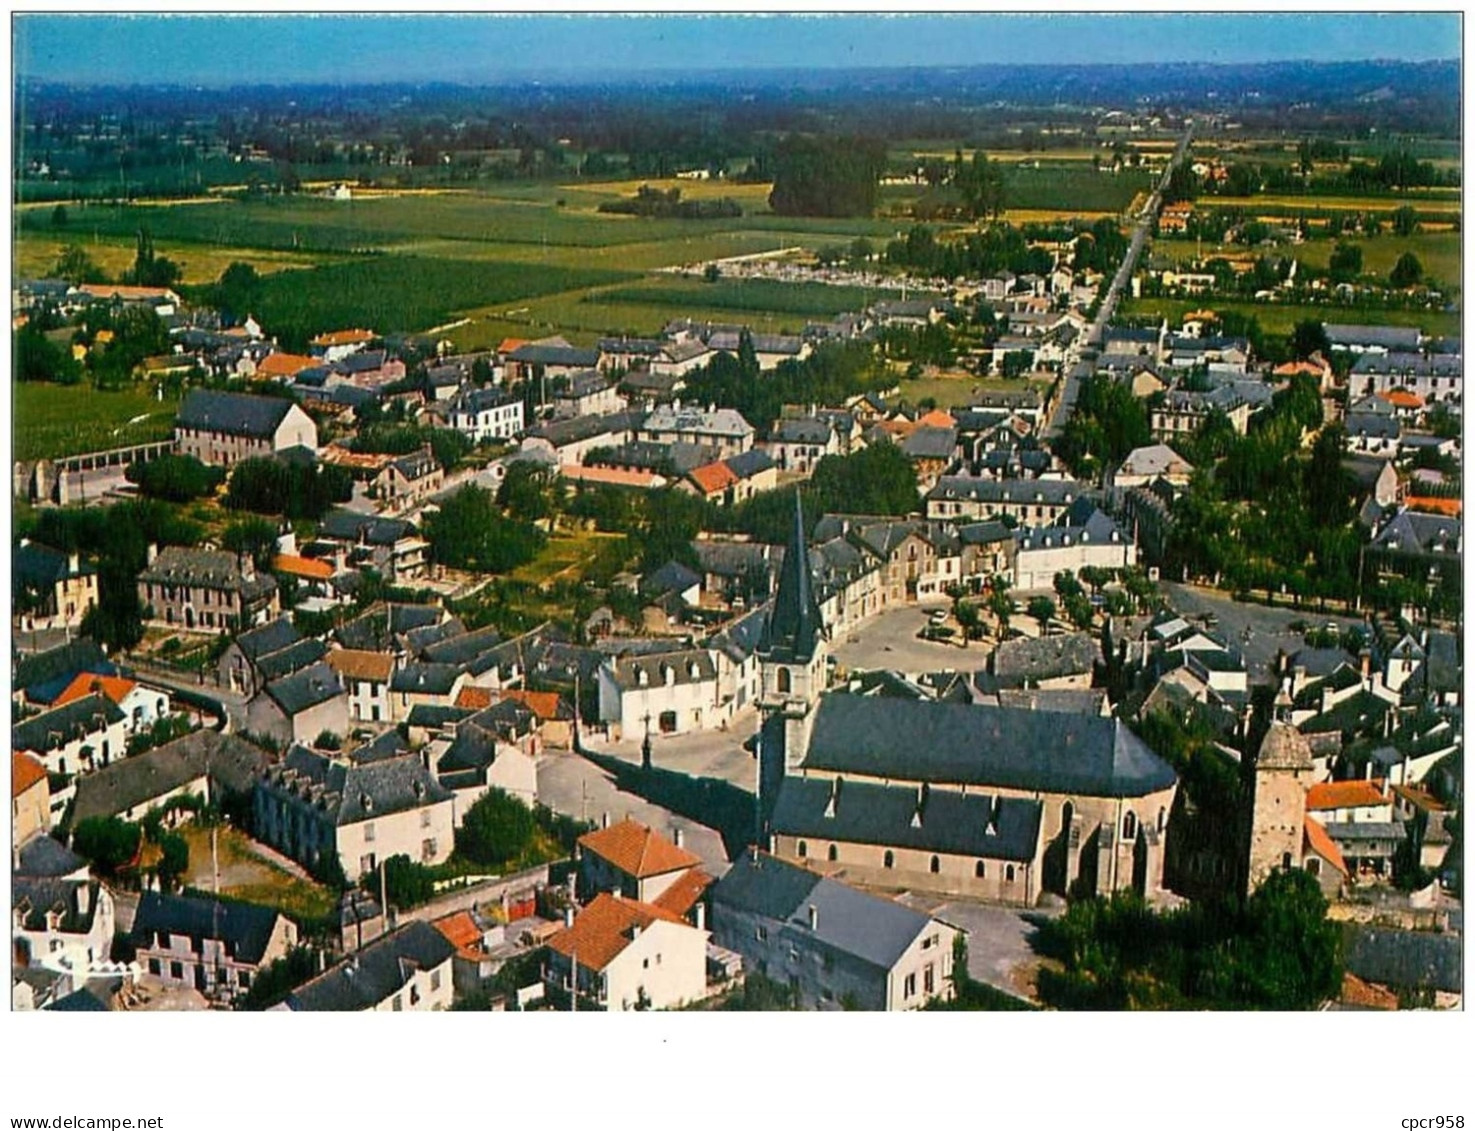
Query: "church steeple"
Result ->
[[761, 491, 824, 664]]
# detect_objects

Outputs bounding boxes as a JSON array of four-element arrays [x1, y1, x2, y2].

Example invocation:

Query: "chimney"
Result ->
[[239, 551, 255, 582], [76, 883, 91, 916], [694, 902, 705, 931], [147, 542, 159, 566], [672, 826, 683, 849], [807, 904, 818, 932], [67, 551, 80, 575], [564, 906, 575, 929]]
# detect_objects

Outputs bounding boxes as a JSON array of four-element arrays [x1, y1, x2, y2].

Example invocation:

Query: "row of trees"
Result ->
[[767, 135, 887, 218]]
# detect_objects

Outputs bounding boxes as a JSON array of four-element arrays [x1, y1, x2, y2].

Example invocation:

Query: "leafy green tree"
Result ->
[[212, 261, 262, 321], [809, 442, 919, 518], [123, 227, 182, 289], [72, 817, 142, 875], [50, 244, 107, 284], [1027, 596, 1057, 634], [1391, 205, 1419, 237], [768, 135, 886, 218], [456, 788, 537, 869], [14, 323, 83, 384], [225, 457, 352, 521], [424, 484, 547, 574], [222, 516, 281, 570], [156, 833, 190, 891], [381, 854, 436, 909], [1389, 252, 1424, 288], [497, 461, 556, 529], [956, 150, 1007, 220], [1327, 241, 1363, 284], [1288, 319, 1331, 361], [239, 946, 319, 1010], [125, 454, 225, 503]]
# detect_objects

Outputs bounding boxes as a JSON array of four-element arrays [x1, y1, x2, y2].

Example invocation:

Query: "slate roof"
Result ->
[[773, 417, 835, 444], [771, 777, 1042, 862], [1342, 925, 1461, 993], [642, 560, 702, 599], [604, 650, 718, 691], [990, 632, 1099, 688], [759, 493, 825, 665], [14, 640, 111, 699], [317, 509, 417, 546], [263, 745, 452, 827], [725, 448, 777, 481], [419, 624, 503, 667], [13, 694, 125, 755], [508, 343, 601, 368], [1373, 511, 1461, 556], [405, 704, 473, 731], [927, 476, 1084, 507], [1324, 324, 1421, 352], [14, 834, 87, 879], [254, 638, 328, 683], [711, 851, 935, 971], [132, 892, 285, 965], [139, 547, 279, 601], [12, 877, 103, 935], [390, 663, 462, 696], [287, 921, 455, 1011], [800, 695, 1177, 798], [264, 661, 344, 716], [14, 541, 94, 591], [177, 389, 296, 439], [71, 731, 268, 824], [235, 618, 301, 663], [901, 426, 958, 461], [644, 405, 755, 439]]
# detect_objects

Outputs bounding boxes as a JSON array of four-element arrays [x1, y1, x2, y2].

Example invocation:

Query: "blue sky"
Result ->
[[13, 13, 1461, 86]]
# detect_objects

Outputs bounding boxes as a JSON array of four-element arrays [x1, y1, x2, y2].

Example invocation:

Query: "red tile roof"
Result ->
[[432, 911, 486, 960], [1303, 817, 1348, 876], [651, 868, 712, 919], [578, 818, 700, 879], [501, 689, 562, 721], [256, 352, 316, 379], [273, 554, 335, 580], [13, 752, 48, 798], [686, 461, 739, 497], [311, 329, 375, 348], [545, 893, 688, 972], [1306, 779, 1387, 812], [1380, 389, 1424, 409], [53, 672, 138, 709], [1340, 972, 1398, 1010], [561, 465, 664, 489], [1407, 496, 1461, 518], [916, 408, 956, 429], [455, 686, 495, 711]]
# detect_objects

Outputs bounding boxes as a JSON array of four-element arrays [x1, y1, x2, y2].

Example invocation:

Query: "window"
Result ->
[[1282, 851, 1294, 869], [975, 860, 986, 879], [1307, 858, 1322, 877], [756, 925, 768, 942], [422, 839, 437, 861], [430, 970, 441, 992], [148, 958, 161, 976], [924, 964, 935, 995], [1122, 811, 1137, 841], [1005, 864, 1016, 883], [903, 973, 916, 999], [643, 958, 650, 969], [421, 810, 432, 829], [170, 961, 183, 980], [828, 844, 838, 862], [392, 995, 403, 1012], [883, 850, 895, 869], [929, 855, 940, 874], [777, 668, 792, 695], [364, 822, 376, 843], [797, 841, 808, 859]]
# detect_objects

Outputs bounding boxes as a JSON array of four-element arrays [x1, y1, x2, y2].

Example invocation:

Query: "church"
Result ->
[[756, 495, 1180, 905]]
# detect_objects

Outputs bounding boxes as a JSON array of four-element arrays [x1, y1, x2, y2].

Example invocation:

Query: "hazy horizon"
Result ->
[[13, 13, 1461, 88]]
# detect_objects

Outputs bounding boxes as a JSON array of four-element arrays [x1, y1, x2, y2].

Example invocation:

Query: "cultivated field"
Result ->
[[1118, 295, 1461, 339], [13, 382, 177, 462]]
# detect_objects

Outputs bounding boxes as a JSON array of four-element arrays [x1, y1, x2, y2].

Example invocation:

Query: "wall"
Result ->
[[603, 919, 709, 1011], [371, 955, 454, 1011], [335, 797, 456, 882], [772, 834, 1039, 906]]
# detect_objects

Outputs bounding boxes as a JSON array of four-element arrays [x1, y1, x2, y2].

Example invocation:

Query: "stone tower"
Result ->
[[756, 492, 828, 829], [1244, 717, 1313, 896]]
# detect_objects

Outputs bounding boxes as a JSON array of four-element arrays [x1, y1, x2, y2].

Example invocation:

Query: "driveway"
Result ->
[[536, 749, 733, 877], [897, 893, 1055, 999], [830, 604, 992, 676], [1161, 581, 1368, 682], [583, 706, 762, 790]]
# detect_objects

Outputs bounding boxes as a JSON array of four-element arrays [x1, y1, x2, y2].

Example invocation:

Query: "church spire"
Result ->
[[761, 491, 825, 664]]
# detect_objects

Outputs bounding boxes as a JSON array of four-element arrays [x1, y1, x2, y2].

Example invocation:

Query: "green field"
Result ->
[[1118, 295, 1461, 340], [591, 277, 895, 320], [1289, 232, 1461, 286], [13, 382, 177, 462], [248, 257, 638, 346]]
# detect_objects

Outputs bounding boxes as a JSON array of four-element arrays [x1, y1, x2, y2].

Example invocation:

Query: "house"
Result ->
[[138, 545, 280, 632], [69, 730, 268, 828], [577, 818, 708, 911], [505, 340, 602, 385], [12, 693, 128, 779], [13, 540, 98, 630], [1012, 502, 1135, 591], [641, 405, 755, 459], [1323, 323, 1422, 356], [218, 617, 316, 697], [315, 509, 431, 584], [1343, 410, 1402, 459], [551, 369, 623, 418], [767, 416, 841, 473], [543, 892, 709, 1011], [131, 892, 298, 1003], [51, 672, 171, 735], [12, 752, 51, 849], [327, 649, 396, 725], [709, 850, 961, 1010], [309, 328, 376, 362], [596, 649, 723, 738], [520, 410, 644, 467], [723, 448, 778, 502], [373, 446, 444, 506], [987, 631, 1099, 690], [254, 745, 455, 881], [925, 476, 1086, 524], [286, 921, 455, 1011], [254, 351, 318, 383], [1110, 443, 1194, 490], [253, 661, 350, 745], [175, 389, 318, 467], [448, 387, 525, 444], [1347, 352, 1461, 406], [434, 702, 540, 816], [12, 876, 117, 981], [1150, 388, 1251, 441]]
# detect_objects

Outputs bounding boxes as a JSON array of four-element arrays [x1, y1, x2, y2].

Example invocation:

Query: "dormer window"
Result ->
[[636, 668, 649, 687]]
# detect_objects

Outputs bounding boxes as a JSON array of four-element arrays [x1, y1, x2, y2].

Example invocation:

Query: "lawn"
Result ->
[[1289, 232, 1461, 287], [179, 825, 337, 927], [1118, 295, 1461, 339], [509, 528, 625, 588], [900, 373, 1054, 409], [13, 381, 177, 462]]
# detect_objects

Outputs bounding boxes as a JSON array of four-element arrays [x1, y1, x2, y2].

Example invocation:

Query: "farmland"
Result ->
[[13, 381, 177, 462], [591, 277, 898, 320], [1118, 294, 1461, 340]]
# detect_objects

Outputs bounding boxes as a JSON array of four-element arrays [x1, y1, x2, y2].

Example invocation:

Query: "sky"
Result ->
[[11, 12, 1462, 87]]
